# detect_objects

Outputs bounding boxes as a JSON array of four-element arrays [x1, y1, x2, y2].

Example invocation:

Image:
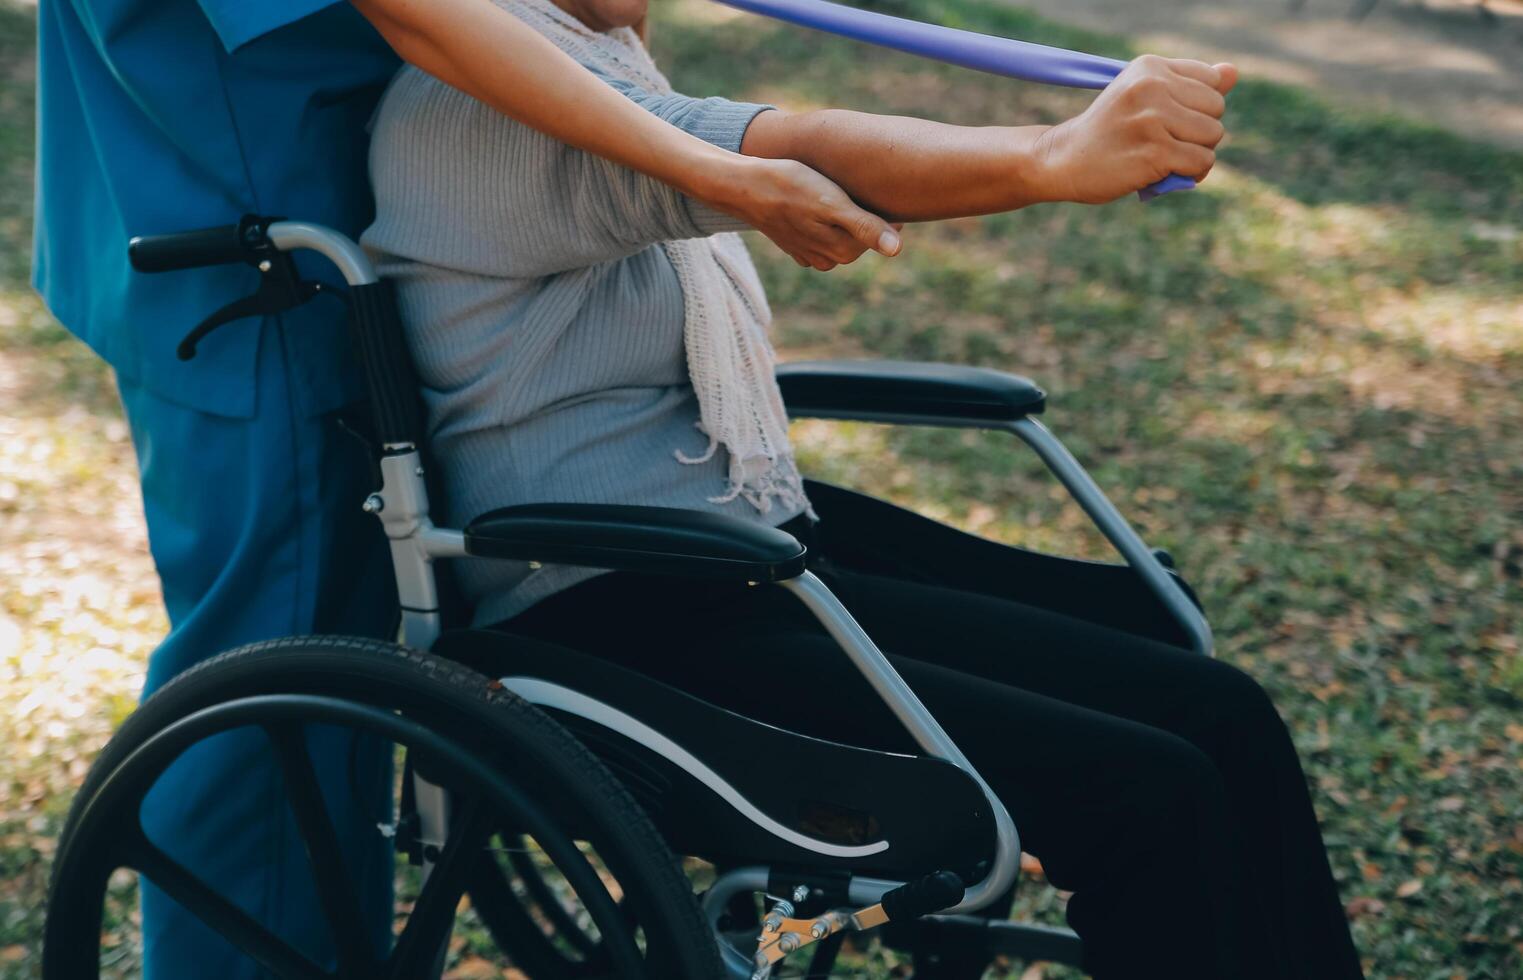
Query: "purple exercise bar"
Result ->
[[713, 0, 1196, 200]]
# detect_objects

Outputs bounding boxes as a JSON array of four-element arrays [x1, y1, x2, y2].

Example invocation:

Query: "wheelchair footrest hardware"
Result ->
[[750, 871, 964, 978]]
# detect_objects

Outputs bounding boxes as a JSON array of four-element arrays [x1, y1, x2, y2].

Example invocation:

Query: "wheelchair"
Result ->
[[43, 215, 1214, 979]]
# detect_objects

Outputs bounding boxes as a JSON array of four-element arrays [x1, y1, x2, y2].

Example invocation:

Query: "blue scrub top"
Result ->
[[33, 0, 401, 417]]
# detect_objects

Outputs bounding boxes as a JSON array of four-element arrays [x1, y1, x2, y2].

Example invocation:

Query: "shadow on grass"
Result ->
[[1224, 77, 1523, 220]]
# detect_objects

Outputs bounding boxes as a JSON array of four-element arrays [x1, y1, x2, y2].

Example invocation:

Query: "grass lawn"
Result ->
[[3, 0, 1521, 976]]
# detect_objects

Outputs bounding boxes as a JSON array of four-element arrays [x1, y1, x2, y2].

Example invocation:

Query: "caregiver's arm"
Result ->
[[351, 0, 900, 268], [741, 55, 1239, 221]]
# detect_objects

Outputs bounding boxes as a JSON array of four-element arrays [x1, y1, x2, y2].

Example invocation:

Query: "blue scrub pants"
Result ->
[[117, 318, 398, 977]]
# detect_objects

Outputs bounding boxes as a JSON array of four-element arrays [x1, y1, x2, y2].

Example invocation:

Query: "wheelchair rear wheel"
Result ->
[[43, 636, 722, 979]]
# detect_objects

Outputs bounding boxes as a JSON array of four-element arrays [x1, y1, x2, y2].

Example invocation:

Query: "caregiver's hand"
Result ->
[[703, 156, 904, 271], [1035, 55, 1239, 205], [354, 0, 898, 270]]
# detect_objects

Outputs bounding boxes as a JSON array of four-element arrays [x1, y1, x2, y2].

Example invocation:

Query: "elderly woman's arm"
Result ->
[[351, 0, 901, 269], [741, 56, 1239, 221]]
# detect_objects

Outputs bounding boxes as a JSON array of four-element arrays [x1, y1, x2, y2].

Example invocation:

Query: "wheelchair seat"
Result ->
[[435, 629, 997, 882], [437, 477, 1202, 889]]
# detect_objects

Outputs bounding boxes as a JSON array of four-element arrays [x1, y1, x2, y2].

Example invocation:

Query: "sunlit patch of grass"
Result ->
[[0, 5, 166, 957], [0, 294, 161, 973]]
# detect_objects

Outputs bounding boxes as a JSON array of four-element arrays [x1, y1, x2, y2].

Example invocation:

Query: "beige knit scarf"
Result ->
[[495, 0, 808, 515]]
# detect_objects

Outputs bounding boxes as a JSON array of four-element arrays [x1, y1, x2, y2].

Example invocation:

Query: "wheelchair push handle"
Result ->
[[128, 215, 382, 287], [127, 215, 423, 447], [128, 219, 258, 274]]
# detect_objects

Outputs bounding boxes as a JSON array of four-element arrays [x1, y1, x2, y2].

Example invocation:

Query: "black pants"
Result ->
[[502, 516, 1363, 980]]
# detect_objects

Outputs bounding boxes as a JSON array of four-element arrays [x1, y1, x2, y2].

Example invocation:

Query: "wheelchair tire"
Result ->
[[43, 635, 724, 979]]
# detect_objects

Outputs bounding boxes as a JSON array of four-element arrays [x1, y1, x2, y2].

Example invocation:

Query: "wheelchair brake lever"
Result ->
[[174, 213, 344, 361], [177, 277, 333, 361], [750, 871, 963, 978]]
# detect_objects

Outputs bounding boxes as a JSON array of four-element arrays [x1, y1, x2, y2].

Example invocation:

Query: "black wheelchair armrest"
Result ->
[[463, 503, 807, 582], [776, 360, 1046, 424]]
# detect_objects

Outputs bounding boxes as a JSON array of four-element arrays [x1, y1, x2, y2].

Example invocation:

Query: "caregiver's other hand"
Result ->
[[1035, 55, 1239, 205], [697, 155, 903, 271]]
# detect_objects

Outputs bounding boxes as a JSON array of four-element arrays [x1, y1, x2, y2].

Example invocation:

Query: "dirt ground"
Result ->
[[1009, 0, 1523, 149]]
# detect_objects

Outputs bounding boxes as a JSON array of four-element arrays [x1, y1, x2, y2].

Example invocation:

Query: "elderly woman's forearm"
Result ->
[[740, 109, 1060, 221]]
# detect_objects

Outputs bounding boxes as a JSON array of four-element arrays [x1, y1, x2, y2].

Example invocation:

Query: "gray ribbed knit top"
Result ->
[[360, 60, 803, 626]]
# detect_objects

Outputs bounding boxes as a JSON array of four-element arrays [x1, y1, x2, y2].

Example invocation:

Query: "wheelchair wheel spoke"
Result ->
[[47, 640, 719, 979], [468, 855, 588, 976], [385, 793, 497, 979], [123, 832, 331, 980], [518, 834, 646, 977], [265, 724, 377, 974], [507, 836, 600, 956]]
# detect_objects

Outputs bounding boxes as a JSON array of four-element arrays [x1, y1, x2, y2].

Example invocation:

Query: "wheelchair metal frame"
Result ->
[[275, 221, 1212, 976]]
